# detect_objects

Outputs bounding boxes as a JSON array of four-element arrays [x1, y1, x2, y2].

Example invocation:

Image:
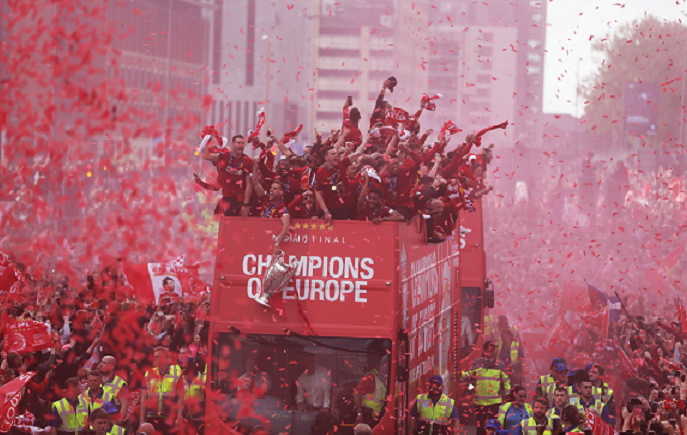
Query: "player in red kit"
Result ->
[[381, 144, 420, 220], [201, 135, 254, 218], [315, 146, 352, 224], [251, 159, 291, 251]]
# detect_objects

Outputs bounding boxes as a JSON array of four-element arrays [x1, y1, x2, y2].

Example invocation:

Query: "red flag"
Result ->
[[616, 343, 639, 380], [560, 281, 591, 313], [663, 238, 687, 279], [421, 93, 443, 111], [586, 407, 613, 435], [4, 320, 51, 354], [677, 298, 687, 333], [0, 372, 35, 433], [579, 308, 610, 339], [542, 316, 574, 355], [124, 389, 141, 423], [248, 108, 266, 141], [281, 124, 303, 143]]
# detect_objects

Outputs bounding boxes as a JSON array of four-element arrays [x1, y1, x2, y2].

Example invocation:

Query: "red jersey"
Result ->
[[315, 157, 351, 210], [216, 152, 254, 201], [288, 195, 323, 220], [290, 165, 317, 191], [381, 157, 418, 209], [257, 197, 289, 219], [356, 204, 391, 221]]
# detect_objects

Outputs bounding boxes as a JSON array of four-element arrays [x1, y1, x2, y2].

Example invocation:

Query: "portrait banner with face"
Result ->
[[121, 260, 207, 304], [147, 263, 183, 303]]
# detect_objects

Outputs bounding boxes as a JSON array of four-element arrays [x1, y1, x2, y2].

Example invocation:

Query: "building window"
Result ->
[[531, 13, 543, 22], [480, 61, 492, 70], [527, 52, 542, 62], [478, 46, 493, 56], [476, 88, 491, 98], [527, 39, 541, 50], [483, 32, 493, 43], [527, 66, 541, 75], [477, 75, 490, 84], [529, 0, 542, 7]]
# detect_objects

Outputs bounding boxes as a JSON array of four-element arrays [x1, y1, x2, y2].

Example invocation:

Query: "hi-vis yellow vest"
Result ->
[[460, 365, 510, 406], [362, 369, 386, 416], [520, 416, 553, 435], [51, 396, 88, 434], [416, 393, 455, 433]]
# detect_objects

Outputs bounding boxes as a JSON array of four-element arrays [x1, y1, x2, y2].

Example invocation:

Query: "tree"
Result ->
[[580, 16, 686, 145]]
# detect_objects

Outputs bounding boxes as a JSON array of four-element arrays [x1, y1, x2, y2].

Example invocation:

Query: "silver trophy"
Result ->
[[256, 249, 299, 307]]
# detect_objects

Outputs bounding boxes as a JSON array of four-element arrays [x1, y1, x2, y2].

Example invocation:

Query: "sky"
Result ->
[[544, 0, 687, 117]]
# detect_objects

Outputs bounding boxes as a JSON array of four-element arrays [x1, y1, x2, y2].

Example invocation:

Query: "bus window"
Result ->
[[210, 333, 392, 435], [460, 287, 481, 357]]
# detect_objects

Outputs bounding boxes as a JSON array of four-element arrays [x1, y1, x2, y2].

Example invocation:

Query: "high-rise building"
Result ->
[[308, 0, 396, 135], [425, 0, 546, 150], [213, 0, 312, 147]]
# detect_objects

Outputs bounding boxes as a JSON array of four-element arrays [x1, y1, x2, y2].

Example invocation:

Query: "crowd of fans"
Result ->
[[194, 78, 497, 246], [0, 267, 210, 435]]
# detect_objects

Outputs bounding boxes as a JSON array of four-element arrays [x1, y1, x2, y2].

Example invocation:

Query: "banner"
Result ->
[[124, 389, 140, 423], [578, 308, 609, 340], [4, 320, 51, 354], [542, 316, 574, 356], [386, 107, 410, 124], [585, 406, 613, 435], [121, 261, 207, 304], [0, 372, 35, 433], [616, 344, 639, 380]]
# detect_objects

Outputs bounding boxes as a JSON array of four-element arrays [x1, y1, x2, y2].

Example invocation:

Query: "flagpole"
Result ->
[[614, 291, 636, 328]]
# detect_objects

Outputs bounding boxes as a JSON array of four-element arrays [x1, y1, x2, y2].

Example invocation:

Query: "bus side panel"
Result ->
[[399, 217, 460, 412]]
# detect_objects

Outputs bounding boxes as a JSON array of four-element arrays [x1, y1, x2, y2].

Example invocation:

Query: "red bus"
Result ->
[[206, 201, 491, 434]]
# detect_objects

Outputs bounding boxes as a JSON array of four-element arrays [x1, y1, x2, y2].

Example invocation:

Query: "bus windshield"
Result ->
[[210, 332, 392, 434]]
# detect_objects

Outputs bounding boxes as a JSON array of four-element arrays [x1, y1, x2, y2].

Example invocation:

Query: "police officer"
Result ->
[[516, 398, 552, 435], [90, 408, 125, 435], [180, 347, 206, 435], [460, 341, 511, 435], [50, 377, 88, 435], [409, 375, 460, 434], [535, 358, 566, 406], [140, 346, 183, 435], [546, 387, 569, 419], [498, 329, 524, 385], [587, 363, 614, 419], [353, 367, 387, 426], [83, 370, 117, 416], [99, 356, 129, 421], [539, 362, 568, 408], [569, 372, 612, 426]]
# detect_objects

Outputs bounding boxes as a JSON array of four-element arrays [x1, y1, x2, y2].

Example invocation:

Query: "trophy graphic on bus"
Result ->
[[255, 249, 299, 307]]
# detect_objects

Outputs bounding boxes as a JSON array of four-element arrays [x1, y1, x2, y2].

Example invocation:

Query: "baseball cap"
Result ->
[[551, 357, 566, 366], [554, 363, 568, 372], [429, 375, 443, 385], [486, 419, 502, 431]]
